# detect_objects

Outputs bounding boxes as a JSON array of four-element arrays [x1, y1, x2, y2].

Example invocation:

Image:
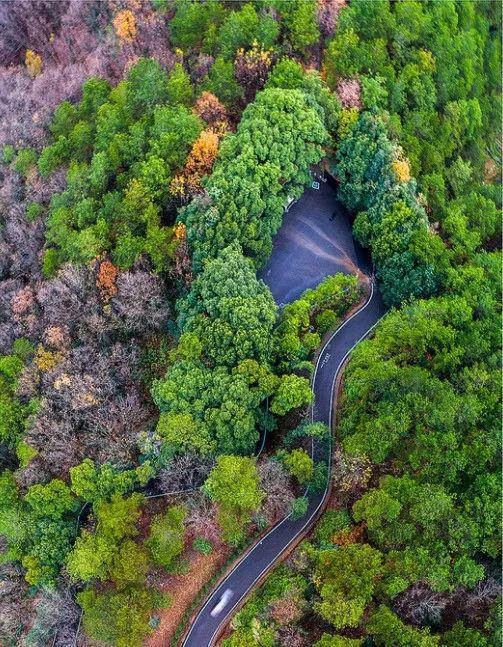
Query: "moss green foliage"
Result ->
[[337, 264, 501, 597], [203, 455, 264, 545], [153, 356, 278, 455], [330, 0, 501, 307], [39, 59, 201, 272], [2, 143, 15, 164], [367, 605, 440, 646], [441, 621, 491, 647], [340, 290, 500, 483], [169, 0, 227, 51], [70, 459, 153, 503], [14, 147, 37, 176], [290, 496, 309, 520], [202, 57, 243, 106], [275, 273, 363, 370], [283, 421, 329, 448], [265, 58, 305, 90], [192, 537, 212, 555], [353, 475, 485, 594], [314, 509, 351, 545], [269, 373, 313, 416], [67, 493, 147, 586], [216, 3, 278, 58], [277, 448, 314, 484], [314, 543, 384, 629], [0, 474, 79, 586], [337, 112, 445, 306], [0, 343, 34, 447], [169, 0, 326, 63], [315, 636, 363, 647], [25, 201, 43, 222], [78, 586, 165, 647], [146, 504, 186, 569], [177, 242, 277, 367]]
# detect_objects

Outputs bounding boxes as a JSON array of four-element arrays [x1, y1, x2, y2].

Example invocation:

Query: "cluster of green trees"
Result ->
[[0, 460, 186, 645], [69, 491, 171, 647], [169, 0, 322, 63], [0, 52, 354, 647], [336, 111, 445, 305], [223, 497, 498, 646], [222, 564, 308, 647], [331, 0, 501, 308], [224, 1, 500, 645], [0, 339, 37, 456], [153, 76, 342, 457], [275, 273, 363, 371], [1, 1, 500, 645], [337, 272, 501, 591], [0, 458, 152, 587], [325, 0, 501, 189], [181, 86, 329, 270], [152, 243, 314, 456], [14, 59, 202, 274]]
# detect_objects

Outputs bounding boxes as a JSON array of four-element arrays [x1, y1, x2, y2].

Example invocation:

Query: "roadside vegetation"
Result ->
[[0, 1, 500, 646]]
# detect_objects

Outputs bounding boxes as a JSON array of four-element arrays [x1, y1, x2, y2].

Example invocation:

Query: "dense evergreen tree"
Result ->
[[182, 87, 329, 270]]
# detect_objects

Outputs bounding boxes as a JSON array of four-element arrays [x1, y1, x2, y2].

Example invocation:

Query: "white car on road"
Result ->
[[210, 589, 234, 617]]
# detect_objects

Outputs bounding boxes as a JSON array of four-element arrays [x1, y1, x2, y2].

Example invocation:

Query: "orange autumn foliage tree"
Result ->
[[171, 130, 220, 200], [35, 345, 62, 372], [96, 259, 118, 302], [25, 50, 42, 77], [113, 10, 137, 44]]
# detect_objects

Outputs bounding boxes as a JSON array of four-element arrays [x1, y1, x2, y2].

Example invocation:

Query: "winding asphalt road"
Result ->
[[182, 183, 385, 647]]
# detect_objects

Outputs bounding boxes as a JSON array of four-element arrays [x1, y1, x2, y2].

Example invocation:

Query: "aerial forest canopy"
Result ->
[[0, 1, 500, 646]]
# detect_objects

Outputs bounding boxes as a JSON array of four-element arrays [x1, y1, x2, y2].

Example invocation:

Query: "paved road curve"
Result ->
[[182, 187, 386, 647], [182, 286, 385, 647], [258, 181, 370, 304]]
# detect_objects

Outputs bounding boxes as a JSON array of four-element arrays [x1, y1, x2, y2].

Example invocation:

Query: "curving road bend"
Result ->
[[182, 185, 386, 647]]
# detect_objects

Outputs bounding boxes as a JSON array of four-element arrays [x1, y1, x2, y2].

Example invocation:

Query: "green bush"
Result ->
[[25, 202, 43, 222], [316, 309, 339, 335], [314, 509, 351, 545], [14, 148, 37, 176], [146, 504, 186, 570], [192, 537, 212, 555], [78, 586, 161, 647], [37, 59, 201, 271], [41, 248, 60, 278], [2, 144, 15, 164], [290, 497, 309, 520], [276, 273, 362, 370]]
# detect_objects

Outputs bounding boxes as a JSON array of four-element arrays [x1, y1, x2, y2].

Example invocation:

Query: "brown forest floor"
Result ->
[[145, 545, 231, 647]]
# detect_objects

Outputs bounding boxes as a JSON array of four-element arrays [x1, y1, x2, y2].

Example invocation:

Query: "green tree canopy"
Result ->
[[313, 543, 384, 629], [203, 455, 264, 544]]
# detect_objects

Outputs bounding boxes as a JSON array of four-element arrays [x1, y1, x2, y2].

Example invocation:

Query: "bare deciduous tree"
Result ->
[[156, 453, 215, 493], [26, 585, 81, 647], [394, 582, 447, 626], [185, 493, 221, 544], [0, 563, 33, 644], [257, 458, 295, 524]]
